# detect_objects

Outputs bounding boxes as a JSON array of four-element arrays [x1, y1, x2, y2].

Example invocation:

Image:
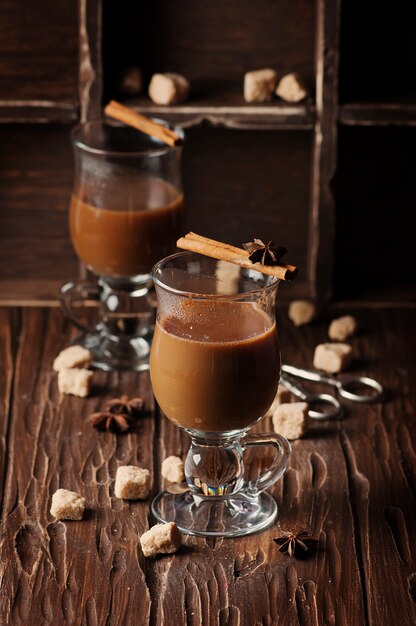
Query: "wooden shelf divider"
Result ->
[[339, 102, 416, 126], [0, 101, 78, 124]]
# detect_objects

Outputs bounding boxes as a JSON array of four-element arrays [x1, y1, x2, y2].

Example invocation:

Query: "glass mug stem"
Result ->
[[60, 278, 154, 371], [185, 432, 291, 498]]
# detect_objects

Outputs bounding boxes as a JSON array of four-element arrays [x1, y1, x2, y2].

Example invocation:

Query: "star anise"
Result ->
[[106, 395, 144, 416], [88, 411, 133, 433], [273, 529, 318, 557], [242, 238, 287, 265], [88, 395, 145, 433]]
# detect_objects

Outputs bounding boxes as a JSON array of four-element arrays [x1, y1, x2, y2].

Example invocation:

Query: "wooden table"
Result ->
[[1, 305, 415, 625]]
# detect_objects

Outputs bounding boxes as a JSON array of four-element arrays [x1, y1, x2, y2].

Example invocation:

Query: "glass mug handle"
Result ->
[[60, 279, 102, 334], [243, 433, 291, 496]]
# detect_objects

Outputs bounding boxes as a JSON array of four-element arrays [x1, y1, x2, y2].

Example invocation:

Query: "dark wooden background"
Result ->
[[0, 0, 415, 304]]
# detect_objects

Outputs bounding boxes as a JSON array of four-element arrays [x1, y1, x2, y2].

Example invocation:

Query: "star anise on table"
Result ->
[[273, 529, 319, 558], [242, 238, 287, 266], [88, 395, 145, 433], [106, 395, 144, 416]]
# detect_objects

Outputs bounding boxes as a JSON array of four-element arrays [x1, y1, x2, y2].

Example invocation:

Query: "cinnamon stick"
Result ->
[[104, 100, 181, 147], [177, 232, 298, 281]]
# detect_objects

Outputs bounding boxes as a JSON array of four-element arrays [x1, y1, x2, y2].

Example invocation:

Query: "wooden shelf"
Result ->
[[0, 101, 78, 124], [0, 280, 65, 306], [125, 92, 315, 130], [339, 103, 416, 127]]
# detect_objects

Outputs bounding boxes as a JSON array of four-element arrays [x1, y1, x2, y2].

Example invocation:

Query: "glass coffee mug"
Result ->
[[150, 252, 291, 537], [61, 120, 184, 371]]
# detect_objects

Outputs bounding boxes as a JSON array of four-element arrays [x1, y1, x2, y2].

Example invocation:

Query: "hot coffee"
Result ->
[[70, 177, 183, 277], [150, 299, 280, 432]]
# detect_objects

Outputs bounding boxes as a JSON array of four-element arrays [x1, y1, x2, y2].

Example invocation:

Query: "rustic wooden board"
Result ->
[[0, 126, 79, 296], [0, 0, 78, 102], [182, 127, 314, 295], [0, 305, 415, 625]]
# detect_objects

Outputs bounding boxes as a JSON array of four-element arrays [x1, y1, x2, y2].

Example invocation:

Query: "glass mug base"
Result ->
[[151, 489, 278, 538], [74, 330, 150, 372]]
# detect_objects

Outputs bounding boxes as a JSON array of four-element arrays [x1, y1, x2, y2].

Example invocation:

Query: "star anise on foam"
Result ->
[[273, 529, 318, 558], [88, 395, 145, 433], [242, 238, 287, 266]]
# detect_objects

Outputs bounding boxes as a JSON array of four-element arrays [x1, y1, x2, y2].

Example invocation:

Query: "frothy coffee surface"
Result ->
[[150, 300, 280, 432]]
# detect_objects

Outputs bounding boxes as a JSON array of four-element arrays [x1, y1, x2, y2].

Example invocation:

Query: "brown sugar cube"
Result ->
[[266, 384, 292, 417], [58, 368, 93, 397], [328, 315, 357, 341], [276, 73, 309, 103], [53, 345, 92, 372], [161, 456, 185, 484], [313, 342, 353, 374], [50, 489, 85, 521], [140, 522, 182, 558], [148, 72, 190, 105], [115, 466, 150, 500], [244, 69, 278, 103], [272, 402, 308, 440], [288, 300, 316, 327]]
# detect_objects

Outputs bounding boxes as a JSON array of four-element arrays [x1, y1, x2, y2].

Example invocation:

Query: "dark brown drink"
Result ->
[[150, 300, 280, 432], [69, 177, 183, 277]]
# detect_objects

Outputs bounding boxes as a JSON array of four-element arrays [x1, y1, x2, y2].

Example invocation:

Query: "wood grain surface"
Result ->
[[0, 0, 78, 102], [0, 305, 415, 625]]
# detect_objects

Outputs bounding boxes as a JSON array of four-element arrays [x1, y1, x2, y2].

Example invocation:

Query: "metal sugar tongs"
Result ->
[[280, 364, 384, 420]]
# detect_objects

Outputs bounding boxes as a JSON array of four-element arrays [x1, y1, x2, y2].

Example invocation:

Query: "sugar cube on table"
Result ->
[[276, 73, 309, 103], [161, 456, 185, 484], [272, 402, 308, 440], [328, 315, 357, 341], [148, 72, 190, 105], [244, 69, 278, 103], [58, 368, 93, 398], [53, 345, 92, 372], [50, 489, 85, 521], [288, 300, 316, 326], [115, 466, 150, 500], [313, 342, 353, 374], [140, 522, 182, 558], [266, 384, 292, 417]]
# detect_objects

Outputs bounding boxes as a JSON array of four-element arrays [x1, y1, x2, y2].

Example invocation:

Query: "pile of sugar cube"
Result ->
[[50, 455, 185, 558], [53, 346, 93, 397], [116, 65, 309, 107], [244, 69, 309, 103], [267, 302, 358, 441]]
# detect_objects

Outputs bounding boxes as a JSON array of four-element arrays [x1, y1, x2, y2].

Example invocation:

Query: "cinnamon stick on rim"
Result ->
[[104, 100, 181, 147], [177, 232, 298, 281]]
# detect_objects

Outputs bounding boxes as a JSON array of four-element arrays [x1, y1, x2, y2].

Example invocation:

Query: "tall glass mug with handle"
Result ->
[[150, 252, 291, 537], [60, 120, 184, 371]]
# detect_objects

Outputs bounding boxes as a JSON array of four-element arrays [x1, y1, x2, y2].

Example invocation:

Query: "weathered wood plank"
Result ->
[[0, 308, 152, 624], [338, 308, 416, 625], [0, 309, 19, 506], [1, 306, 415, 625]]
